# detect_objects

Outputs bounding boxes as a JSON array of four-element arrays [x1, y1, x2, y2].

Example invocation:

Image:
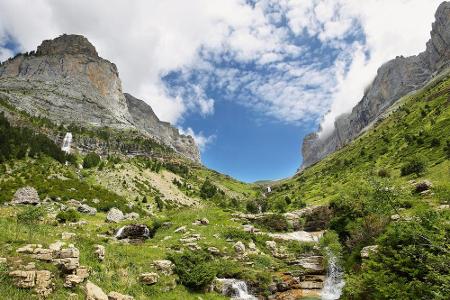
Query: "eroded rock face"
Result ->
[[125, 93, 200, 162], [0, 34, 200, 162], [301, 2, 450, 169]]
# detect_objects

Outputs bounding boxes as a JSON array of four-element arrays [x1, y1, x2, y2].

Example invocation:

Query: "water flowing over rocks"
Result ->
[[213, 278, 257, 300], [301, 2, 450, 169]]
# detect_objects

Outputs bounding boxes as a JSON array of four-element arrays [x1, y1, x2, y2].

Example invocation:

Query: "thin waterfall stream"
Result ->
[[321, 248, 345, 300]]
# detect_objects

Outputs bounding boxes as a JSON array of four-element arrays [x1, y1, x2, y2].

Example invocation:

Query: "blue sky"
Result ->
[[0, 0, 442, 182]]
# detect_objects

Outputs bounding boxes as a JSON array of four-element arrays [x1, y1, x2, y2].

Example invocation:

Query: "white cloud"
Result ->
[[0, 0, 443, 141], [179, 127, 216, 152]]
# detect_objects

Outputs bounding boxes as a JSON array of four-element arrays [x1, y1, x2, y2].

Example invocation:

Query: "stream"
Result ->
[[321, 248, 345, 300]]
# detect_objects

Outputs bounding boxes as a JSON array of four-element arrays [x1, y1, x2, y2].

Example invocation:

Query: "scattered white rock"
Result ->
[[140, 272, 159, 285], [62, 232, 76, 240], [152, 260, 174, 275], [106, 208, 125, 223], [108, 291, 135, 300], [174, 226, 187, 233], [233, 241, 246, 254], [361, 245, 379, 259], [94, 245, 106, 261], [85, 280, 108, 300]]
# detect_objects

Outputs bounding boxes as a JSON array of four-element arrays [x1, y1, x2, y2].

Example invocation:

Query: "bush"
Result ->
[[200, 178, 219, 199], [168, 251, 216, 290], [400, 155, 426, 176], [257, 214, 289, 232], [343, 210, 450, 299], [82, 152, 101, 169], [273, 198, 287, 213], [377, 168, 390, 178], [56, 209, 80, 223]]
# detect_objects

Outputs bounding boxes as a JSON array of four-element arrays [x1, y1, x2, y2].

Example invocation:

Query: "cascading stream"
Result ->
[[321, 248, 345, 300], [216, 278, 257, 300]]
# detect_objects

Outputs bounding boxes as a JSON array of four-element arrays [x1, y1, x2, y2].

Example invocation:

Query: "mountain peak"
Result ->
[[36, 34, 98, 57]]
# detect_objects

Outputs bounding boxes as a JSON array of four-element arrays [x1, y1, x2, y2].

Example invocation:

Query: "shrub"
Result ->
[[168, 251, 216, 290], [273, 198, 287, 213], [377, 168, 390, 178], [400, 155, 426, 176], [82, 152, 101, 169], [445, 141, 450, 159], [56, 209, 80, 223], [430, 138, 441, 147], [200, 178, 218, 199], [257, 214, 289, 232]]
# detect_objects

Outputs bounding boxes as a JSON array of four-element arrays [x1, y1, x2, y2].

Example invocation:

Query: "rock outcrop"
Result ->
[[301, 2, 450, 169], [0, 34, 200, 162], [11, 186, 40, 205]]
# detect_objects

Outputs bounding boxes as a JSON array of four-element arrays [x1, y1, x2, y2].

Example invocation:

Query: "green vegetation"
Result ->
[[0, 112, 74, 164], [169, 251, 216, 291], [56, 209, 80, 223], [83, 152, 101, 169]]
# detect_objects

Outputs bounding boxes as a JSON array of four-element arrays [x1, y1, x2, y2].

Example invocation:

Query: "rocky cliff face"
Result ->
[[0, 34, 200, 162], [301, 1, 450, 169], [125, 93, 200, 162]]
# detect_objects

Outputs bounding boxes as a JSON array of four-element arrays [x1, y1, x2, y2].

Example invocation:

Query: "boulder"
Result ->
[[414, 180, 433, 193], [64, 266, 90, 287], [140, 272, 159, 285], [108, 291, 134, 300], [9, 269, 54, 296], [152, 260, 174, 275], [53, 246, 80, 271], [233, 241, 246, 254], [85, 281, 108, 300], [106, 208, 125, 223], [361, 245, 379, 259], [115, 224, 150, 240], [78, 204, 97, 215], [11, 186, 40, 205]]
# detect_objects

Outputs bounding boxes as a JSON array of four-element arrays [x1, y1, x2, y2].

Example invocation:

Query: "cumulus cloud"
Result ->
[[0, 0, 443, 142]]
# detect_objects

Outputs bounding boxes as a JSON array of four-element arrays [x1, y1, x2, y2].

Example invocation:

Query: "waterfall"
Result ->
[[61, 132, 73, 153], [216, 278, 257, 300], [115, 226, 125, 239], [321, 248, 345, 300]]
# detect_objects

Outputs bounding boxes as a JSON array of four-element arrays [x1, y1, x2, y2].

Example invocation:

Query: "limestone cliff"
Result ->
[[301, 1, 450, 169], [0, 34, 200, 162]]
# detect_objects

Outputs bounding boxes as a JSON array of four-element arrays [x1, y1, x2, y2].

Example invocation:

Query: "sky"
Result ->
[[0, 0, 443, 182]]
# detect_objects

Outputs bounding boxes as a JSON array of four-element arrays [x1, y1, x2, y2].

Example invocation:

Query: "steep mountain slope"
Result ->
[[0, 34, 200, 162], [302, 1, 450, 169]]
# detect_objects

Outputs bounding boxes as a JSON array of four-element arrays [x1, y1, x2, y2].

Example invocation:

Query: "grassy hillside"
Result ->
[[266, 72, 450, 298], [0, 70, 449, 299]]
